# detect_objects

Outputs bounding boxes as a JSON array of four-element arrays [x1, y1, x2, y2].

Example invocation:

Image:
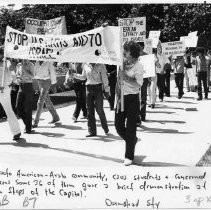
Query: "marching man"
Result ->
[[0, 46, 21, 141]]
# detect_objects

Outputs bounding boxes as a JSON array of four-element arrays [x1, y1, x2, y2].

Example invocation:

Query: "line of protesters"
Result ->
[[0, 42, 211, 166]]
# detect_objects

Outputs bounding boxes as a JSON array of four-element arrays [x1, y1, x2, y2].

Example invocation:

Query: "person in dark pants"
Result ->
[[73, 63, 110, 137], [64, 63, 87, 122], [164, 62, 171, 97], [171, 56, 185, 99], [115, 41, 144, 166], [155, 41, 169, 102], [195, 48, 209, 100], [136, 42, 148, 125], [106, 64, 117, 110], [0, 103, 6, 120], [16, 59, 34, 133], [140, 78, 149, 122], [8, 58, 19, 115]]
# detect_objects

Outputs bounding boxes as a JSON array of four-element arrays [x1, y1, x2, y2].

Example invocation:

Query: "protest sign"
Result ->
[[180, 36, 198, 48], [188, 31, 198, 37], [161, 41, 186, 57], [149, 30, 160, 48], [25, 16, 67, 35], [144, 39, 153, 54], [149, 30, 161, 39], [118, 17, 146, 43], [139, 54, 156, 78], [5, 26, 121, 65]]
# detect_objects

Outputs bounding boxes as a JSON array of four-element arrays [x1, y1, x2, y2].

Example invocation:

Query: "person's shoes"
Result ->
[[32, 123, 38, 128], [72, 116, 77, 122], [81, 115, 87, 119], [86, 133, 97, 137], [141, 117, 146, 122], [159, 98, 163, 102], [24, 129, 35, 134], [124, 158, 133, 166], [13, 133, 21, 141], [204, 95, 208, 100], [148, 104, 151, 107], [197, 97, 202, 101], [49, 118, 60, 124], [151, 104, 155, 109], [105, 129, 110, 135]]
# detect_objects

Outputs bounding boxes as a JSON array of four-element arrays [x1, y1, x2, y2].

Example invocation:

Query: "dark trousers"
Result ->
[[108, 79, 116, 110], [86, 84, 108, 135], [10, 84, 19, 115], [197, 71, 208, 98], [140, 78, 149, 120], [157, 73, 166, 100], [73, 82, 87, 119], [174, 73, 184, 97], [0, 103, 6, 118], [16, 83, 33, 131], [115, 94, 139, 160], [164, 70, 171, 96]]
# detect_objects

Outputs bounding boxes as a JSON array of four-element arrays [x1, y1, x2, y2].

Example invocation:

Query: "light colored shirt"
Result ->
[[34, 61, 57, 84], [16, 61, 34, 83], [0, 61, 12, 87], [120, 61, 144, 95], [196, 56, 208, 72], [172, 57, 185, 74], [74, 63, 110, 92], [155, 54, 169, 74]]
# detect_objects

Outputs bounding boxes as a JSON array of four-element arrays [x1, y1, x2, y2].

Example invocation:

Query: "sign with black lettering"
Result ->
[[161, 41, 186, 57], [25, 16, 67, 35], [118, 17, 146, 43], [5, 26, 121, 65]]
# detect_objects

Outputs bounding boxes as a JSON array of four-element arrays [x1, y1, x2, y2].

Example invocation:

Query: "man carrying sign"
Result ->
[[0, 46, 21, 141]]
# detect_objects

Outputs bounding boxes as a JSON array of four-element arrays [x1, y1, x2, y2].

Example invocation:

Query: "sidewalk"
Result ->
[[0, 84, 211, 168]]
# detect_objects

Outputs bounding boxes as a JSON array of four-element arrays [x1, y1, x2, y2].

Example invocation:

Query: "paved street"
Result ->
[[0, 82, 211, 168]]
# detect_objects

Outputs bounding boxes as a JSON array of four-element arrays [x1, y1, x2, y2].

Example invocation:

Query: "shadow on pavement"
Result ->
[[33, 131, 65, 138], [165, 100, 197, 104], [138, 125, 193, 134], [145, 119, 186, 124], [147, 110, 175, 114], [155, 105, 184, 110], [0, 141, 187, 166]]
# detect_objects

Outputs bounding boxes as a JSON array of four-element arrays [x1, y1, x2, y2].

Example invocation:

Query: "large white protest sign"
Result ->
[[149, 30, 160, 48], [188, 31, 198, 37], [118, 17, 146, 43], [25, 16, 67, 35], [161, 41, 186, 57], [5, 26, 121, 65], [180, 36, 198, 48], [144, 39, 153, 54], [139, 54, 156, 78]]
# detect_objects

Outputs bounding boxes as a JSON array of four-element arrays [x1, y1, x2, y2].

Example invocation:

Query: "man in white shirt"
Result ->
[[32, 61, 60, 127], [0, 46, 21, 141]]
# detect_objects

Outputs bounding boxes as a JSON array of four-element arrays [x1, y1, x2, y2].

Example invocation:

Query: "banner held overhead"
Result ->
[[5, 26, 121, 65]]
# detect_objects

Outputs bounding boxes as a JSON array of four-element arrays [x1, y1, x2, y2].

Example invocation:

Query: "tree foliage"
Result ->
[[0, 3, 211, 47]]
